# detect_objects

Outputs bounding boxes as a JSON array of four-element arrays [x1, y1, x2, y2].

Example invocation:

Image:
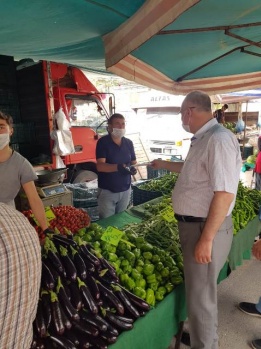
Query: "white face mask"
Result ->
[[0, 133, 10, 150], [182, 124, 191, 133], [111, 128, 126, 138]]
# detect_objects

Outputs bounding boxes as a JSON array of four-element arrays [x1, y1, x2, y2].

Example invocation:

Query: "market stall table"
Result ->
[[96, 200, 261, 349]]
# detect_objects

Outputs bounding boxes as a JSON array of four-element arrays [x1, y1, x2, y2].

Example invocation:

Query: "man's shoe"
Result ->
[[238, 302, 261, 318], [180, 331, 191, 346], [251, 339, 261, 349]]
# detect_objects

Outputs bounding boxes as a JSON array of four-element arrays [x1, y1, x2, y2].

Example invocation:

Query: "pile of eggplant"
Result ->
[[31, 233, 150, 349]]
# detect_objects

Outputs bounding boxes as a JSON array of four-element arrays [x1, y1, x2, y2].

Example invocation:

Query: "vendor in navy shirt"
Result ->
[[96, 113, 137, 219]]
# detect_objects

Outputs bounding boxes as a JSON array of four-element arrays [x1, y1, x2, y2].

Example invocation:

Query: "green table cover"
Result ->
[[111, 284, 186, 349], [228, 215, 261, 270], [96, 204, 261, 349]]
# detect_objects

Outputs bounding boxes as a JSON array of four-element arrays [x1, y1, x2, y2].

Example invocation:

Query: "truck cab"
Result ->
[[0, 55, 114, 182]]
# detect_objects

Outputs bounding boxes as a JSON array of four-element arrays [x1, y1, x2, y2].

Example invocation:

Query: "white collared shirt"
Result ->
[[172, 119, 242, 217]]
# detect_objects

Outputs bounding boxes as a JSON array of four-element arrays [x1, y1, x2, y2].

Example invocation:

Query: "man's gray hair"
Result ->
[[184, 91, 212, 112]]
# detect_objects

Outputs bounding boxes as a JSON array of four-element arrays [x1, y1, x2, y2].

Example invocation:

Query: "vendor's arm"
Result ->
[[96, 158, 118, 172], [252, 239, 261, 260], [194, 191, 234, 264], [22, 181, 49, 231], [150, 159, 183, 173]]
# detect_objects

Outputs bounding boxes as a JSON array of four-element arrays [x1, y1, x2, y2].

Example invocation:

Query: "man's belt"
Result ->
[[174, 214, 207, 223]]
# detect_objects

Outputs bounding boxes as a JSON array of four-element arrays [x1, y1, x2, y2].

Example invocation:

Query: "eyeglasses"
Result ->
[[179, 106, 196, 114]]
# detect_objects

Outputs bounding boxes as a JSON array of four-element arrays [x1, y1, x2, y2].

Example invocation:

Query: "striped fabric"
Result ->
[[0, 203, 41, 349]]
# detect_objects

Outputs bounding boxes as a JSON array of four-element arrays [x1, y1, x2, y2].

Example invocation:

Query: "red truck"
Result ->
[[0, 55, 114, 182]]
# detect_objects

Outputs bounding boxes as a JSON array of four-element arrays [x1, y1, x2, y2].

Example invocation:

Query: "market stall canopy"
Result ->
[[104, 0, 261, 95], [0, 0, 145, 73], [1, 1, 261, 95]]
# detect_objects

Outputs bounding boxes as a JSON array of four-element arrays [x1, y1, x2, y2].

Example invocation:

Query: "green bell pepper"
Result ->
[[143, 251, 153, 260], [131, 268, 142, 280], [142, 263, 155, 276], [133, 287, 146, 300], [135, 278, 146, 289], [146, 273, 157, 284], [146, 288, 155, 306], [161, 267, 170, 278]]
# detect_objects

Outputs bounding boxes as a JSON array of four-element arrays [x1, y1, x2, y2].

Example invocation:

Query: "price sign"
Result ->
[[101, 226, 124, 246], [31, 206, 56, 226], [44, 206, 56, 221], [161, 206, 174, 222]]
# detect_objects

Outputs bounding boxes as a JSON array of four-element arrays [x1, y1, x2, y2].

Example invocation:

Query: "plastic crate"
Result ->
[[131, 180, 162, 206], [81, 206, 99, 222], [65, 183, 98, 208], [11, 123, 36, 144]]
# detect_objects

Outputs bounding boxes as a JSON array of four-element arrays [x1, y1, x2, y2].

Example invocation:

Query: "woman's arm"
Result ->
[[22, 181, 49, 231]]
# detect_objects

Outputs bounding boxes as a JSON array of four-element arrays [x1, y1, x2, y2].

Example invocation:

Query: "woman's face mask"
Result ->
[[0, 133, 10, 150], [111, 128, 126, 138]]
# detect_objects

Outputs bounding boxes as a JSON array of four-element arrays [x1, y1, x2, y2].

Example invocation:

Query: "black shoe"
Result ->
[[181, 331, 191, 347], [238, 302, 261, 318], [251, 339, 261, 349]]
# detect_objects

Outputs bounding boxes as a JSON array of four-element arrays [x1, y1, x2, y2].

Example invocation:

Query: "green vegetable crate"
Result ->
[[131, 180, 162, 206]]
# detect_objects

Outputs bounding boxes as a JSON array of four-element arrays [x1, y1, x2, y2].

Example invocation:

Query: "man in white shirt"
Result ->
[[151, 90, 241, 349]]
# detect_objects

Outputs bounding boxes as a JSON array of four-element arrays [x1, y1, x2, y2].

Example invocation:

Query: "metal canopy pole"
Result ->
[[242, 101, 249, 158]]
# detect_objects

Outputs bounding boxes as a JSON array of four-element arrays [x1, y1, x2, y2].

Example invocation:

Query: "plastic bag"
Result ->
[[235, 119, 245, 133], [54, 108, 71, 131], [55, 155, 66, 169], [51, 130, 75, 155]]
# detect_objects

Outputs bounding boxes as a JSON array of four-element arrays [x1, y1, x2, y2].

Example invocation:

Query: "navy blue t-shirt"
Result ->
[[96, 134, 136, 193]]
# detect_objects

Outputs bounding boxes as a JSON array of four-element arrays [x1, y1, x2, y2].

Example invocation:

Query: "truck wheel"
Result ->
[[72, 170, 97, 183]]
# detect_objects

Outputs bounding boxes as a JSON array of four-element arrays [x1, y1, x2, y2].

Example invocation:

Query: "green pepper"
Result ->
[[120, 273, 129, 284], [120, 259, 129, 267], [126, 277, 135, 290], [135, 278, 146, 289], [143, 251, 153, 260], [164, 256, 176, 268], [155, 290, 165, 301], [117, 241, 129, 252], [124, 250, 136, 267], [134, 237, 146, 248], [140, 243, 154, 252], [132, 248, 141, 259], [122, 265, 132, 274], [131, 268, 142, 280], [157, 286, 167, 295], [156, 262, 164, 272], [155, 272, 162, 283], [136, 265, 143, 273], [146, 274, 157, 284], [106, 252, 118, 262], [171, 275, 183, 285], [151, 255, 160, 263], [142, 263, 155, 276], [161, 267, 170, 278], [146, 288, 155, 306], [136, 259, 144, 267], [133, 287, 146, 300], [149, 282, 159, 291], [92, 241, 100, 249], [82, 234, 92, 242], [169, 268, 181, 278], [165, 282, 174, 293]]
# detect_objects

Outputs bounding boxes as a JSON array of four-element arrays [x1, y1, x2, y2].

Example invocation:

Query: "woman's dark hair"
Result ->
[[0, 111, 13, 127]]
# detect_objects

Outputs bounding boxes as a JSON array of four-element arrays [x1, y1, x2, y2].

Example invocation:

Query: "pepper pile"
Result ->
[[32, 232, 150, 348], [232, 181, 261, 234], [138, 173, 179, 195], [79, 223, 183, 307]]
